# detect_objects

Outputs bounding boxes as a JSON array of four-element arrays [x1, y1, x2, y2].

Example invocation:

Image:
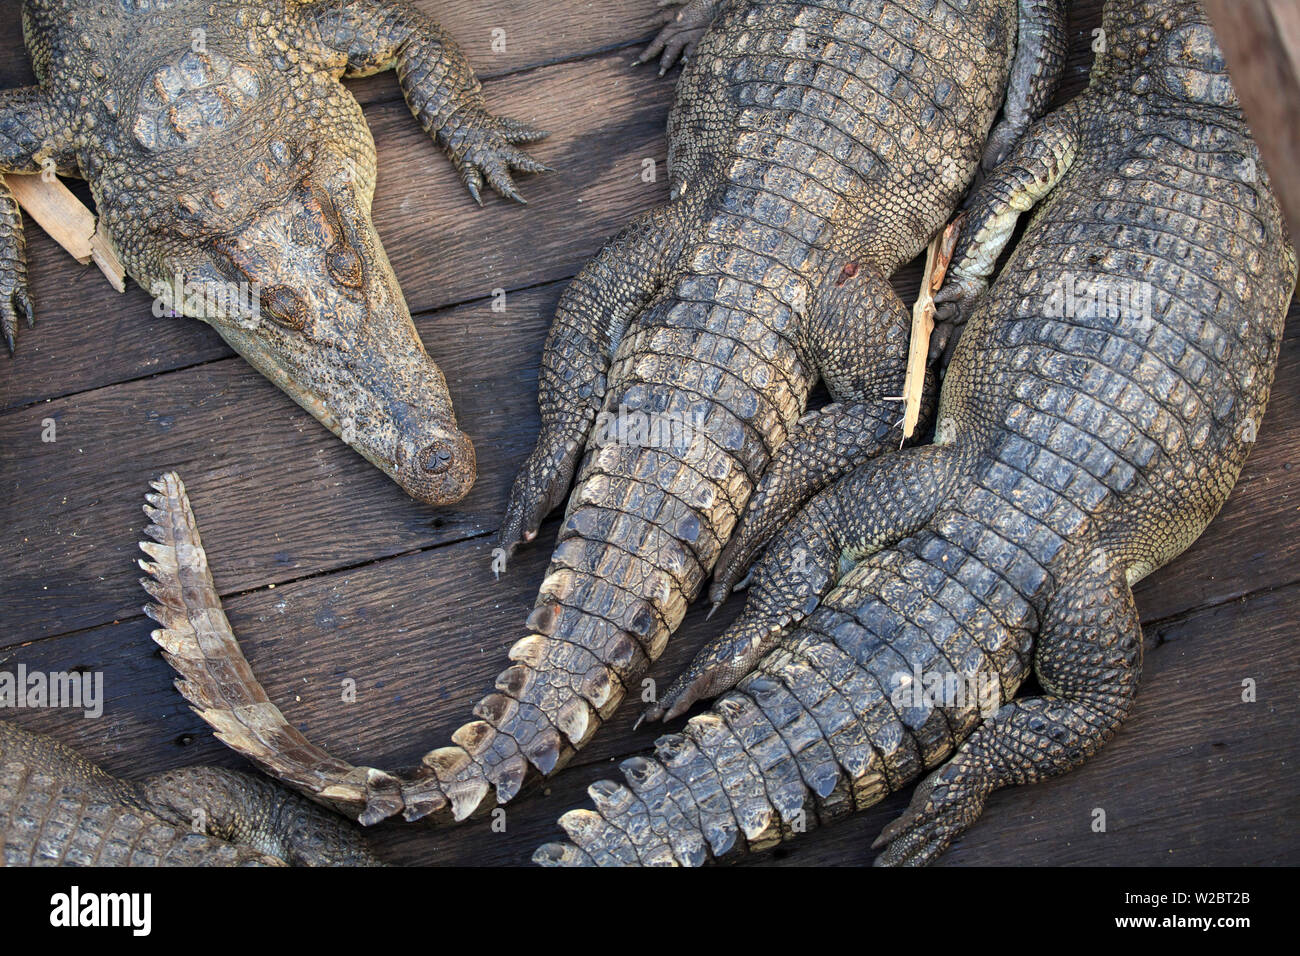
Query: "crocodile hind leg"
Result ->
[[135, 766, 381, 865], [644, 440, 974, 723], [497, 203, 687, 563], [0, 87, 71, 353], [873, 559, 1142, 866], [710, 263, 928, 605], [637, 0, 725, 74], [981, 0, 1069, 173], [295, 0, 549, 204]]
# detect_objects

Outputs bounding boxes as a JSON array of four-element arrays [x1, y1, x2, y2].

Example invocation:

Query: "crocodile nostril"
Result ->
[[418, 441, 455, 474]]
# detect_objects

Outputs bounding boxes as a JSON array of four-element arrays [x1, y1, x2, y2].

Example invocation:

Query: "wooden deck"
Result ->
[[1, 1, 1297, 867]]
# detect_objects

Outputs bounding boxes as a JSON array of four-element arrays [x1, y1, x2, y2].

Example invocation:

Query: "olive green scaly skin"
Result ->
[[1, 720, 380, 865], [0, 0, 549, 504], [134, 0, 1066, 828], [533, 0, 1297, 866]]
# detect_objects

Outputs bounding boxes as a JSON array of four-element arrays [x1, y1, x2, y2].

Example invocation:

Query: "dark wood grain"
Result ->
[[1, 0, 1297, 867]]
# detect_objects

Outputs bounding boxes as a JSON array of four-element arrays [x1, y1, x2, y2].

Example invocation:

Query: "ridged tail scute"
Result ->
[[139, 472, 456, 826], [442, 384, 762, 803], [533, 520, 1043, 866], [533, 679, 845, 867], [441, 539, 701, 806]]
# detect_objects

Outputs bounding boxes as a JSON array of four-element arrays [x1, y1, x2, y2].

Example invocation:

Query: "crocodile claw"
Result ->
[[448, 112, 551, 205], [637, 0, 715, 74], [929, 274, 986, 368], [498, 428, 583, 556], [640, 663, 721, 725], [2, 283, 34, 355], [871, 764, 990, 866]]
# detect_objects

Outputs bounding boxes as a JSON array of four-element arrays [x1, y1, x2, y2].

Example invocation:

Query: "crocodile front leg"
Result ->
[[498, 203, 688, 561], [982, 0, 1070, 172], [874, 560, 1142, 866], [932, 104, 1082, 363], [296, 0, 549, 203], [637, 0, 727, 75], [0, 87, 71, 353]]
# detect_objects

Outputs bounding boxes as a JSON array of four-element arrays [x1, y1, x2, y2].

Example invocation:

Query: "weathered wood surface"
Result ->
[[1, 0, 1297, 866]]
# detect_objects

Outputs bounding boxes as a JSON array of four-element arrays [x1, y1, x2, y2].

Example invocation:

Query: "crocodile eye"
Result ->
[[326, 244, 364, 289], [259, 285, 308, 330]]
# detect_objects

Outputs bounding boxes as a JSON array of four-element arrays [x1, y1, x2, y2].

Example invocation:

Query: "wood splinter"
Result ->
[[6, 173, 127, 293], [900, 212, 965, 440]]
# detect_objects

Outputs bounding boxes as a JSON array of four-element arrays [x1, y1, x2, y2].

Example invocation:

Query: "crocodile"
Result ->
[[128, 0, 1069, 827], [531, 0, 1298, 865], [1, 720, 380, 865], [1, 0, 549, 504]]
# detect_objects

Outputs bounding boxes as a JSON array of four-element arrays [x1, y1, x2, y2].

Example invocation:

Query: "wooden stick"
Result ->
[[901, 212, 965, 439], [6, 173, 127, 292]]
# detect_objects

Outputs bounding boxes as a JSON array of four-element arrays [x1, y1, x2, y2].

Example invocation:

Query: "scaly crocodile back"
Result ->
[[429, 0, 1021, 810]]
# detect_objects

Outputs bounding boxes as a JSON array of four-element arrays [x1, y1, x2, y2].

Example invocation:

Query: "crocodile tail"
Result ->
[[138, 472, 447, 825], [434, 438, 742, 811], [137, 459, 731, 827], [534, 529, 1038, 866], [532, 675, 883, 867]]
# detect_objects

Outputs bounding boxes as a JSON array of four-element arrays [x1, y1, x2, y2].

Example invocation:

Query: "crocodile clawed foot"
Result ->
[[871, 764, 989, 866], [637, 0, 713, 75], [2, 282, 34, 355], [930, 275, 986, 369], [498, 429, 583, 560], [928, 301, 963, 369], [708, 546, 753, 609], [449, 113, 551, 205], [640, 666, 721, 726], [980, 118, 1022, 177]]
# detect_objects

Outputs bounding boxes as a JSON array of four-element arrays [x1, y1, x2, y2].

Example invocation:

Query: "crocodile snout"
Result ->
[[394, 429, 476, 505]]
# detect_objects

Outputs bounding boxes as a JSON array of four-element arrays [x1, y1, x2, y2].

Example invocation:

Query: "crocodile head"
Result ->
[[152, 146, 476, 505]]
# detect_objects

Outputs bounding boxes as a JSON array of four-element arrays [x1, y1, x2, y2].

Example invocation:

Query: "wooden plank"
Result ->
[[0, 281, 559, 638], [1205, 0, 1300, 241], [4, 296, 1295, 641], [5, 174, 128, 290], [0, 48, 675, 411], [4, 555, 1294, 866]]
